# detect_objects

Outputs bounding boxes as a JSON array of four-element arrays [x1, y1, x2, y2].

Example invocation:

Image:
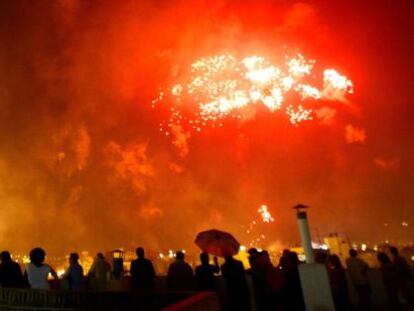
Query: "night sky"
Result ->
[[0, 0, 413, 254]]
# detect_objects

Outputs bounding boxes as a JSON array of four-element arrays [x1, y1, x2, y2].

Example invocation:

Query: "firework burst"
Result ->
[[153, 54, 353, 136], [258, 204, 274, 223]]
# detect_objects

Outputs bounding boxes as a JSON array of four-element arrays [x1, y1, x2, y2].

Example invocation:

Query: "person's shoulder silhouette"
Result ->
[[0, 251, 24, 288], [130, 247, 156, 291]]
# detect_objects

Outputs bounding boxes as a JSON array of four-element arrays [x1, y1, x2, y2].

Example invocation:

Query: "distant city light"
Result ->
[[57, 269, 65, 278], [168, 250, 174, 258], [298, 254, 306, 262]]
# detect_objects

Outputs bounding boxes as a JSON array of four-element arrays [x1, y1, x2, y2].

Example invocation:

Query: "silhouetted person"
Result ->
[[327, 255, 349, 311], [195, 252, 219, 291], [277, 249, 290, 271], [0, 251, 24, 288], [346, 249, 371, 310], [280, 251, 305, 310], [258, 250, 283, 310], [377, 252, 400, 310], [63, 253, 84, 290], [221, 255, 250, 311], [130, 247, 156, 291], [25, 247, 58, 290], [390, 246, 414, 308], [167, 251, 194, 291], [112, 255, 124, 280], [88, 253, 110, 291], [246, 249, 270, 311]]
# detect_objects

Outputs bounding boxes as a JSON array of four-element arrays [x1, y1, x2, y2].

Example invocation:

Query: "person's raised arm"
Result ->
[[49, 266, 59, 280], [62, 266, 71, 279]]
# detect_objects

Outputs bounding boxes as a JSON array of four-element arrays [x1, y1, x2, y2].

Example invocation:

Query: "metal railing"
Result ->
[[0, 288, 193, 310]]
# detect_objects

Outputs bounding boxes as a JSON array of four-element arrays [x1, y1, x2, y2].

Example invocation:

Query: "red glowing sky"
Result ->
[[0, 0, 413, 254]]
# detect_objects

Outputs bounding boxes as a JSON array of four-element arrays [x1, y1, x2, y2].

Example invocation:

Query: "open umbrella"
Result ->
[[195, 229, 240, 257]]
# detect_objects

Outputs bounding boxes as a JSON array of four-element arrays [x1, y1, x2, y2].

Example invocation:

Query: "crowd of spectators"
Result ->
[[0, 246, 412, 310]]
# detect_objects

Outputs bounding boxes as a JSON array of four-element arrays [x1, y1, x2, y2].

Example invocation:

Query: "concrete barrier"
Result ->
[[161, 292, 220, 311]]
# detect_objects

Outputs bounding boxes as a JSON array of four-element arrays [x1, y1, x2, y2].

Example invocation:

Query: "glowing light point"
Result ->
[[259, 204, 274, 223]]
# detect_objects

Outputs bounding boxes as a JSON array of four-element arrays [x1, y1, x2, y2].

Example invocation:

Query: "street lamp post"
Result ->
[[292, 203, 335, 310], [293, 204, 314, 264]]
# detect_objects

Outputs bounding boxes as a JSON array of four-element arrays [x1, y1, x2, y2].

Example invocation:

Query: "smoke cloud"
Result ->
[[374, 157, 399, 170], [345, 124, 366, 144]]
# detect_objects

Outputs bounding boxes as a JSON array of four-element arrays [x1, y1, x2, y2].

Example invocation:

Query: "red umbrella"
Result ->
[[195, 229, 240, 257]]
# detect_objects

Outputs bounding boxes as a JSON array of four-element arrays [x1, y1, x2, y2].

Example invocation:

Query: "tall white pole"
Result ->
[[294, 204, 335, 310], [295, 205, 314, 264]]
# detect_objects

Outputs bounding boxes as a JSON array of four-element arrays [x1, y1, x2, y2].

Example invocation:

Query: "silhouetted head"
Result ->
[[377, 252, 391, 265], [278, 255, 289, 269], [328, 255, 343, 270], [0, 251, 12, 263], [261, 250, 270, 262], [225, 255, 233, 263], [136, 247, 145, 258], [29, 248, 46, 266], [349, 249, 358, 258], [248, 248, 258, 256], [97, 252, 104, 260], [315, 251, 328, 264], [248, 252, 259, 269], [257, 250, 271, 269], [176, 251, 185, 261], [69, 253, 79, 264], [200, 252, 209, 265], [389, 246, 399, 256], [278, 249, 291, 269], [282, 249, 291, 257], [287, 251, 299, 267]]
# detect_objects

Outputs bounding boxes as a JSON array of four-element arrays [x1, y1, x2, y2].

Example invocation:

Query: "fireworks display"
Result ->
[[259, 204, 274, 223], [1, 0, 412, 254], [153, 54, 353, 135], [241, 204, 275, 247]]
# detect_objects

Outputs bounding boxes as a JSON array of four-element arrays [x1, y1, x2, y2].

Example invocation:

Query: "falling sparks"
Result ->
[[323, 69, 353, 93], [258, 204, 274, 223], [152, 54, 353, 135], [286, 105, 313, 125], [241, 204, 275, 248]]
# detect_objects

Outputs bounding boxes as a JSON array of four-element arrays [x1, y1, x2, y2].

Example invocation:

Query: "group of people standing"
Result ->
[[0, 246, 413, 310], [0, 247, 112, 291], [0, 248, 85, 290], [322, 247, 413, 311], [376, 247, 413, 310]]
